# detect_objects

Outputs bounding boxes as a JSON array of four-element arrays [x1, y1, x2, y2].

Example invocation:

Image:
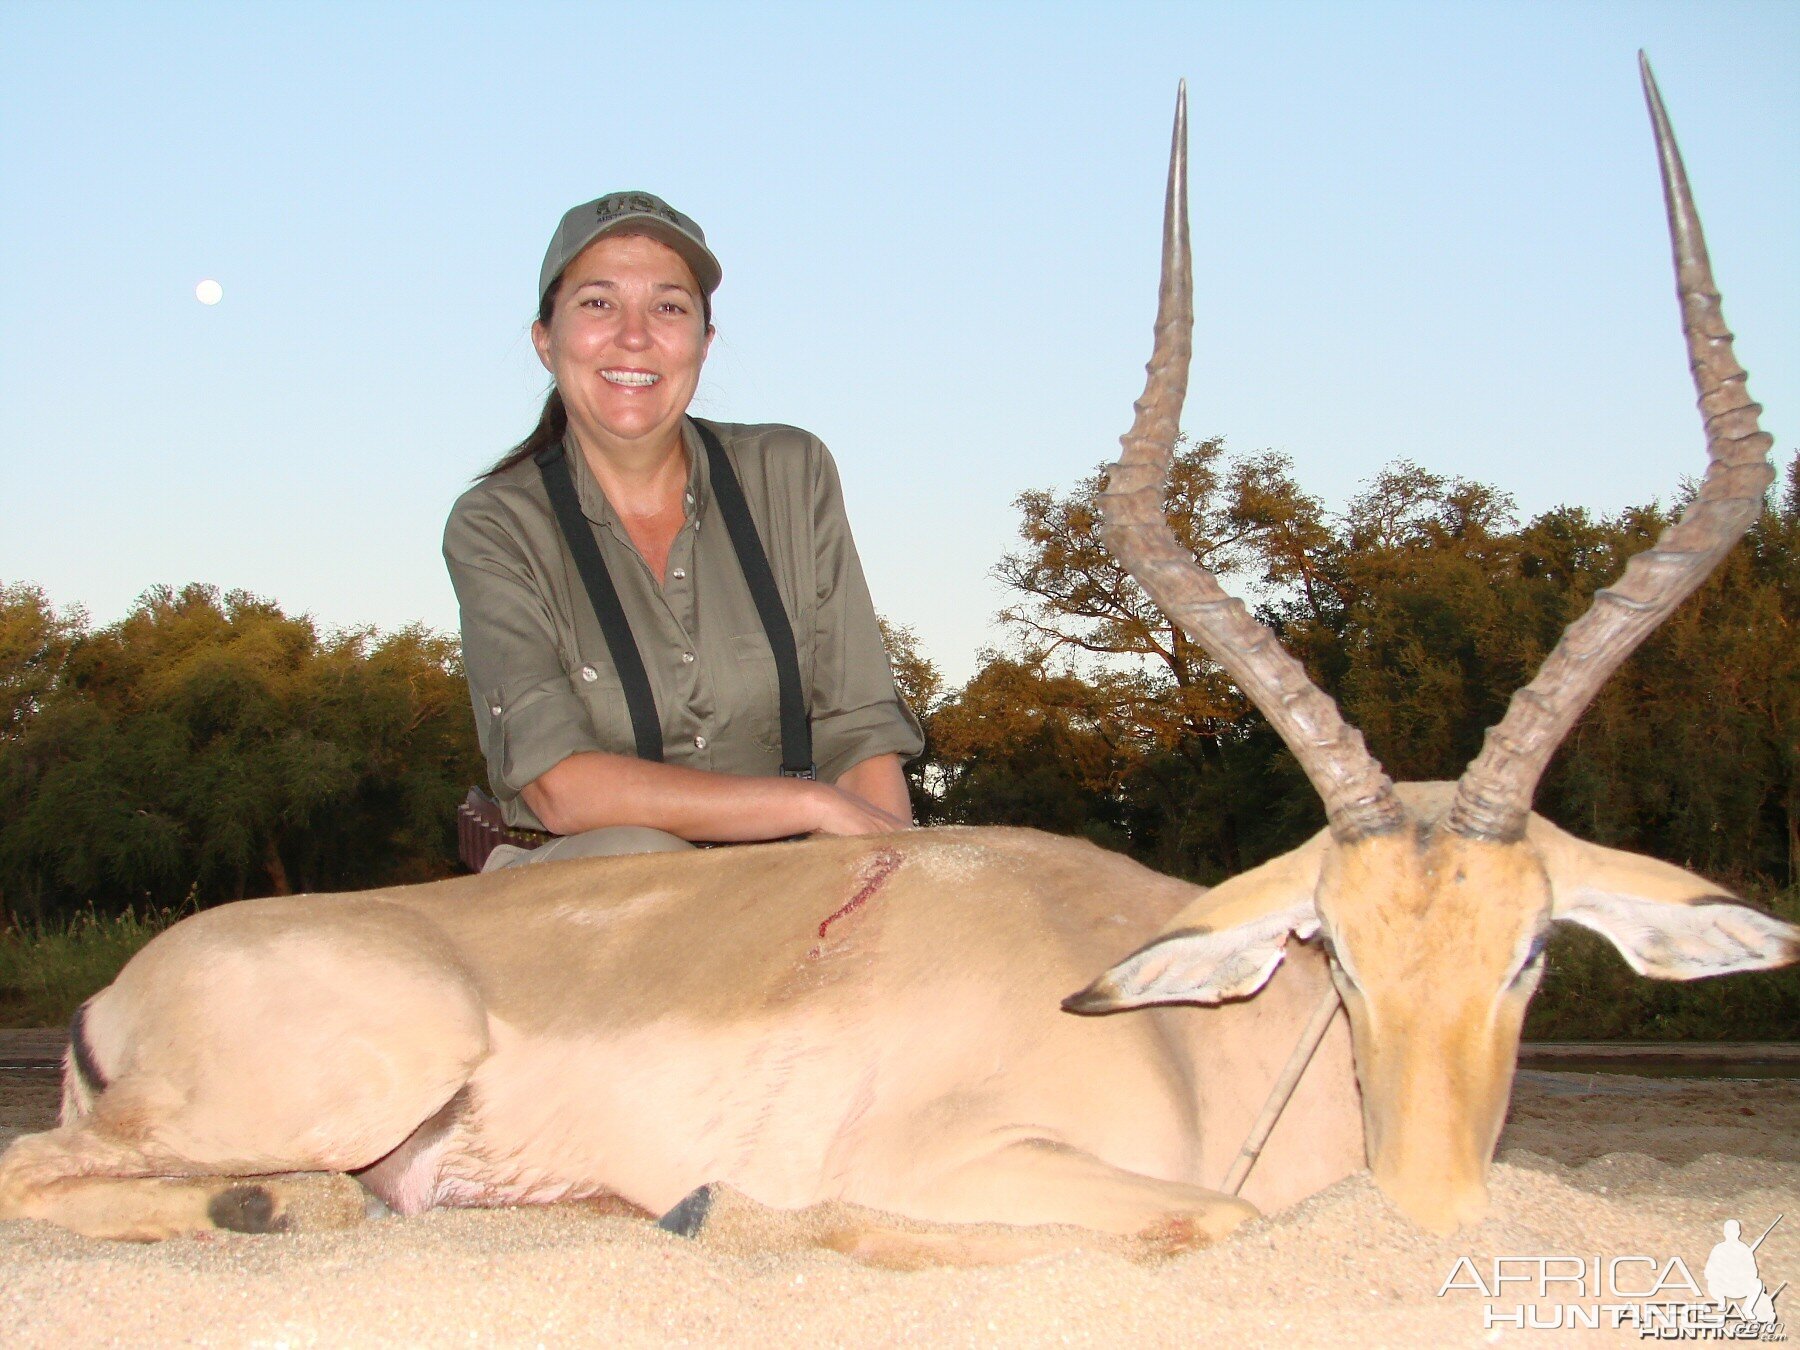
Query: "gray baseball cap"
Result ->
[[538, 191, 722, 305]]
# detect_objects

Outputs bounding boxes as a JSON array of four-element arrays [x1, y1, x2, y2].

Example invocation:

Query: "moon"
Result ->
[[195, 279, 223, 306]]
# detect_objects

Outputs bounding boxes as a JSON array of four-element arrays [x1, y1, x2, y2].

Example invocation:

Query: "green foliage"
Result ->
[[877, 617, 946, 824], [0, 904, 182, 1027], [0, 583, 86, 741], [0, 583, 484, 923], [1544, 467, 1800, 889]]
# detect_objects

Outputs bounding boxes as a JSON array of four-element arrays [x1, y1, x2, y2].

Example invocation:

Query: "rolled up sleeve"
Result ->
[[806, 445, 926, 783], [443, 492, 601, 806]]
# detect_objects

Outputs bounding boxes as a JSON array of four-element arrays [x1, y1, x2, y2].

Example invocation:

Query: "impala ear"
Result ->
[[1064, 836, 1326, 1014], [1557, 894, 1798, 981], [1530, 816, 1800, 980], [1064, 902, 1319, 1013]]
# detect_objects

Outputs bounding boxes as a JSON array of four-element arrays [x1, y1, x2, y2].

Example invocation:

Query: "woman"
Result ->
[[444, 191, 923, 868]]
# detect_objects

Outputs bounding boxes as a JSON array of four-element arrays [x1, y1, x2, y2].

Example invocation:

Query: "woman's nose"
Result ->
[[615, 308, 652, 350]]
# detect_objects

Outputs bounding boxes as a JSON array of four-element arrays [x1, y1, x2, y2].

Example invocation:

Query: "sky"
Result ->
[[3, 0, 1795, 686]]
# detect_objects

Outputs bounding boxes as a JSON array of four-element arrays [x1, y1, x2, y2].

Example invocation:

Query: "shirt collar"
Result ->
[[565, 418, 710, 528]]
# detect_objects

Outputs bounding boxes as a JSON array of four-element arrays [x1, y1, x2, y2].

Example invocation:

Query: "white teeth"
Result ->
[[602, 370, 660, 387]]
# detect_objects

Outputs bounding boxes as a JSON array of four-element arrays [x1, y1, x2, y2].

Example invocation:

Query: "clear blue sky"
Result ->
[[3, 1, 1795, 685]]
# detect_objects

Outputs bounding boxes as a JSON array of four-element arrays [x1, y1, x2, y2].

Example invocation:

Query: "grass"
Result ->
[[0, 905, 185, 1028]]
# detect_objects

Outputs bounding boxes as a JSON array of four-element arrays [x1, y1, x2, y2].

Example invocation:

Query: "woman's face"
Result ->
[[533, 232, 713, 459]]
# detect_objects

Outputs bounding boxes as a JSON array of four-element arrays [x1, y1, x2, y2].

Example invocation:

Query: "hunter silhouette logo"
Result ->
[[1706, 1216, 1785, 1328], [1437, 1213, 1788, 1336]]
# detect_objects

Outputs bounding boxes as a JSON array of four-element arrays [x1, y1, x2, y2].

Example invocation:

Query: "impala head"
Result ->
[[1067, 61, 1797, 1234]]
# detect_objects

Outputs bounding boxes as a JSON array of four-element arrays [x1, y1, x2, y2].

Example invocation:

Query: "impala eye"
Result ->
[[1509, 930, 1550, 988], [1319, 932, 1362, 992]]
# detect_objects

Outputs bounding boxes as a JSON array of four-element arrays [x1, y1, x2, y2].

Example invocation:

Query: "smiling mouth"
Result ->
[[601, 370, 660, 387]]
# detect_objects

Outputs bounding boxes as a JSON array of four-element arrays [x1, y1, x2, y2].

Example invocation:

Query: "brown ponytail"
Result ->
[[481, 386, 568, 480], [479, 280, 569, 480]]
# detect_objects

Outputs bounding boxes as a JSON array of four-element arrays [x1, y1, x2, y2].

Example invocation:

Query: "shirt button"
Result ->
[[489, 704, 503, 717], [694, 734, 707, 750], [579, 664, 598, 683], [681, 651, 695, 664], [671, 567, 687, 580]]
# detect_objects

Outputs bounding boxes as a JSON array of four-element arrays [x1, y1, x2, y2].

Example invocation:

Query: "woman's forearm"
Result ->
[[834, 753, 912, 824], [521, 751, 905, 841]]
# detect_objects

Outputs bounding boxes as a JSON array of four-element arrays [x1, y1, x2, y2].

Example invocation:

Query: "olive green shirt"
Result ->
[[444, 418, 924, 831]]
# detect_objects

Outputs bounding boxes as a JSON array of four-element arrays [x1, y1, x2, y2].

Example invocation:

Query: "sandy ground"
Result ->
[[1, 1063, 1796, 1348]]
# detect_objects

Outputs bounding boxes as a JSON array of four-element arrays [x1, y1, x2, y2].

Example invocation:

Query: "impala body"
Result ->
[[3, 830, 1358, 1243], [1, 58, 1793, 1245]]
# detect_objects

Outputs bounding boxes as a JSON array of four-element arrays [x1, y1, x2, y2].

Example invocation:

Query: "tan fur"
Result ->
[[1090, 781, 1796, 1234], [0, 827, 1363, 1246]]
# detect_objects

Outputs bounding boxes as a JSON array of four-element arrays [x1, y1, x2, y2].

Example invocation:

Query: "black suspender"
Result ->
[[536, 443, 665, 763], [690, 422, 814, 779], [535, 421, 815, 779]]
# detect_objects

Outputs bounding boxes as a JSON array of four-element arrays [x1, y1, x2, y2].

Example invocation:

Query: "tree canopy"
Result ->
[[3, 447, 1794, 1039], [916, 438, 1799, 902], [0, 584, 482, 922]]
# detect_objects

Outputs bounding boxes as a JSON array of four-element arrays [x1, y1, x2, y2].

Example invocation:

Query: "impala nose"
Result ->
[[1375, 1158, 1491, 1234]]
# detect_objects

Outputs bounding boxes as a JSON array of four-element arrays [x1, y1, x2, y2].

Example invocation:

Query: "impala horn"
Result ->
[[1446, 54, 1777, 842], [1098, 82, 1404, 843]]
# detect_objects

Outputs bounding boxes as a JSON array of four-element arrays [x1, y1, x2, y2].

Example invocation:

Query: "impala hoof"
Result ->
[[657, 1184, 715, 1238], [207, 1184, 289, 1234]]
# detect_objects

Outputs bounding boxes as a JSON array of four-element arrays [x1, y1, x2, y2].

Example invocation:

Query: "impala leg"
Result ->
[[663, 1140, 1257, 1268], [0, 1029, 481, 1240], [658, 1182, 1136, 1269], [902, 1137, 1257, 1246], [0, 1110, 374, 1241], [1, 1063, 474, 1241], [0, 1125, 370, 1240], [823, 1136, 1257, 1260], [1, 905, 494, 1241]]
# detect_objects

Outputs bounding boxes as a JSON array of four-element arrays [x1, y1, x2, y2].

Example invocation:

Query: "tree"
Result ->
[[877, 617, 945, 823], [1316, 461, 1534, 779], [994, 436, 1313, 753], [984, 435, 1336, 874], [1546, 456, 1800, 888], [928, 653, 1128, 845], [0, 583, 85, 743], [0, 584, 485, 922]]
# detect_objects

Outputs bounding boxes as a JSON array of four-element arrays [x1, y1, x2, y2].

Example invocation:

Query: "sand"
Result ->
[[1, 1063, 1795, 1347]]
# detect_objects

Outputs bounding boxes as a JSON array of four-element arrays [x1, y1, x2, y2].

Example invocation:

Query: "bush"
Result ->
[[0, 904, 183, 1028]]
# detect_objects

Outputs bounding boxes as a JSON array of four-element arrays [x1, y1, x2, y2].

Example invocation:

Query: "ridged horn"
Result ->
[[1098, 83, 1404, 842], [1447, 54, 1776, 842]]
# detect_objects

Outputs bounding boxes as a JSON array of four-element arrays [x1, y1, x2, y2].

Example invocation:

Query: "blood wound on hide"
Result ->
[[807, 848, 902, 958]]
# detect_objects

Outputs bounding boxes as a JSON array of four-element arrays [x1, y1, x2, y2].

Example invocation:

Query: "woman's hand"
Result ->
[[804, 781, 911, 837]]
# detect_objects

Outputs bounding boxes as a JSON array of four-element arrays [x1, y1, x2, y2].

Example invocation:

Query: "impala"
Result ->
[[0, 57, 1790, 1248]]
